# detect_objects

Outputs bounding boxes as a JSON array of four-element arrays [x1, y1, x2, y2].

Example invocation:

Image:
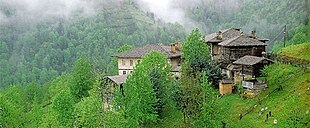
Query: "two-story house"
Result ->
[[205, 28, 272, 91], [218, 34, 268, 68], [112, 42, 182, 76], [205, 28, 242, 63]]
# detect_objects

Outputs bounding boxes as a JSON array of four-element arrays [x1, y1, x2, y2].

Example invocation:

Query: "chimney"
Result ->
[[171, 44, 176, 53], [216, 31, 223, 40], [251, 30, 256, 39], [175, 41, 182, 51]]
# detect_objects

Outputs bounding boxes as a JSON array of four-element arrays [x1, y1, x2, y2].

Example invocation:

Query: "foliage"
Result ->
[[186, 0, 309, 50], [272, 17, 310, 52], [74, 80, 104, 127], [117, 44, 134, 53], [204, 61, 222, 88], [70, 57, 94, 101], [149, 68, 165, 118], [120, 52, 171, 127], [279, 42, 310, 62], [180, 62, 203, 126], [262, 62, 299, 87], [192, 73, 221, 127], [51, 89, 75, 127], [0, 85, 26, 127], [182, 28, 210, 72], [0, 1, 186, 88]]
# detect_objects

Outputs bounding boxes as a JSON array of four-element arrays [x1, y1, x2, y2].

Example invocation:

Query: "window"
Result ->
[[137, 60, 141, 64], [123, 71, 126, 75], [130, 60, 133, 66], [122, 60, 125, 66], [130, 71, 133, 74]]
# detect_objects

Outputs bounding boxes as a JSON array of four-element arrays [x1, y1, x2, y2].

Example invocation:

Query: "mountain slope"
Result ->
[[217, 42, 310, 127], [0, 1, 186, 88]]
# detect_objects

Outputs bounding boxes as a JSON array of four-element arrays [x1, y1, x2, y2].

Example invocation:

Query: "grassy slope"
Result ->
[[218, 65, 309, 128], [279, 42, 310, 62], [218, 43, 310, 127], [149, 43, 310, 127]]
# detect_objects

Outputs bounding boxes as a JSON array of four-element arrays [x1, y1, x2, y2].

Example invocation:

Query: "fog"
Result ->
[[136, 0, 242, 31], [136, 0, 192, 25], [0, 0, 96, 24]]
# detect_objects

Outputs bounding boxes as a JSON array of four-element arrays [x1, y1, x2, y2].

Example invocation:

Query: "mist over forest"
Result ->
[[0, 0, 308, 87], [0, 0, 309, 128], [0, 0, 308, 88]]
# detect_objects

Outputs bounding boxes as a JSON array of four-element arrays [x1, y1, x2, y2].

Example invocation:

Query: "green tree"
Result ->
[[70, 57, 94, 101], [74, 80, 104, 127], [52, 89, 75, 127], [117, 44, 133, 53], [182, 28, 210, 72], [192, 72, 220, 127], [120, 52, 170, 127], [0, 85, 26, 127], [149, 68, 165, 118], [180, 62, 202, 126]]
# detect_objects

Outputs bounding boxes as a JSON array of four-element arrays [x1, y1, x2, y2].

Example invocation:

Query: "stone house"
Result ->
[[205, 28, 272, 92], [205, 28, 269, 68], [112, 42, 182, 77], [205, 28, 242, 63]]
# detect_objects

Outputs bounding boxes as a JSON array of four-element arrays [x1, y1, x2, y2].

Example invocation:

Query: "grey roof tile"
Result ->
[[112, 44, 181, 58]]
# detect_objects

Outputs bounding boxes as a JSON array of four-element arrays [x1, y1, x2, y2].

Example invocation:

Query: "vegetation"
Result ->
[[279, 42, 310, 62], [0, 0, 309, 128], [180, 29, 222, 127], [216, 63, 310, 127], [115, 52, 171, 127], [272, 17, 310, 52], [0, 0, 186, 88]]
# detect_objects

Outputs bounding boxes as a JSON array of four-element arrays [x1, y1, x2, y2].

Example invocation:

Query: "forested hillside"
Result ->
[[0, 0, 309, 127], [0, 0, 186, 87], [174, 0, 309, 49], [1, 0, 309, 88]]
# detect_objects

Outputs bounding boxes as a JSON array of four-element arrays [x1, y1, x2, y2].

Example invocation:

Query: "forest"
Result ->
[[0, 0, 309, 127]]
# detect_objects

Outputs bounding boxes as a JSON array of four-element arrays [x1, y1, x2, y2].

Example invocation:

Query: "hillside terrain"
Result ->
[[279, 42, 310, 64], [0, 0, 186, 88], [0, 0, 309, 88], [0, 0, 310, 128], [150, 43, 310, 127], [218, 63, 310, 127]]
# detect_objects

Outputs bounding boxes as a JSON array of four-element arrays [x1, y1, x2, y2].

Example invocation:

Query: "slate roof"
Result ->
[[233, 55, 273, 66], [221, 79, 234, 84], [205, 28, 241, 43], [112, 44, 182, 58], [107, 75, 128, 85], [218, 35, 267, 47]]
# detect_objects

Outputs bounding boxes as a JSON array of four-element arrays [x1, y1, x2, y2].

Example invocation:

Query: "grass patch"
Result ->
[[279, 42, 310, 62]]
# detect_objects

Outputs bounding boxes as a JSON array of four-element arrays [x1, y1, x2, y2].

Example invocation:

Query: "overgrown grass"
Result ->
[[279, 42, 310, 62]]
